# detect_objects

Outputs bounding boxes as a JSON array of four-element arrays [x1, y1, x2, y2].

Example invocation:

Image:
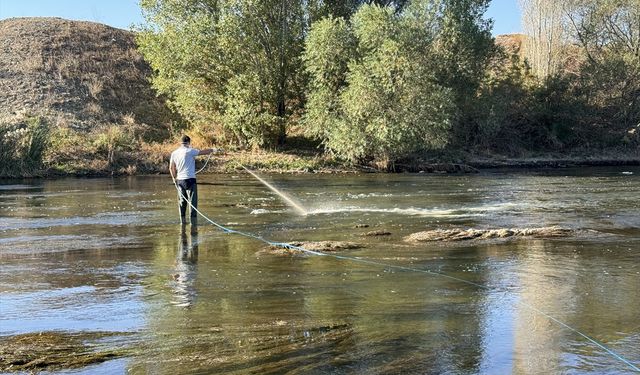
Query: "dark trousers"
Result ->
[[177, 178, 198, 222]]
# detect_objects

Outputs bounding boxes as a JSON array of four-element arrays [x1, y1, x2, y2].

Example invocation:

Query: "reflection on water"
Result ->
[[171, 224, 199, 308], [0, 168, 639, 373]]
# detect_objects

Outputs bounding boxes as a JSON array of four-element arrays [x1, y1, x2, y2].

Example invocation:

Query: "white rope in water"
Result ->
[[169, 168, 640, 372]]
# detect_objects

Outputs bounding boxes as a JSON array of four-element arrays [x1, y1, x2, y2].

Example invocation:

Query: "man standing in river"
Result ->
[[169, 135, 220, 224]]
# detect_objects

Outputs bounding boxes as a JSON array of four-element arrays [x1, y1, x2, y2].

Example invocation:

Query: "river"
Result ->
[[1, 167, 639, 374]]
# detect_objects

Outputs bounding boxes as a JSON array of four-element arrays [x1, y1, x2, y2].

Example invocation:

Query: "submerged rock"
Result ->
[[405, 226, 574, 243], [0, 331, 129, 372], [258, 241, 364, 256], [363, 230, 392, 237]]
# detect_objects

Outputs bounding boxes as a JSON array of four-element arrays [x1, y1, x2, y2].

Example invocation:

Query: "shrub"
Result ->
[[304, 6, 454, 170], [93, 125, 135, 167], [0, 116, 49, 177]]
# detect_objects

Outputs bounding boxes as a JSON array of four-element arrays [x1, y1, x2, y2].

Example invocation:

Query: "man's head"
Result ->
[[181, 135, 191, 145]]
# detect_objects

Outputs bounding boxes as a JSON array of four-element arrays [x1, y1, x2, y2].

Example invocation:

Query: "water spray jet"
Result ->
[[242, 166, 307, 216]]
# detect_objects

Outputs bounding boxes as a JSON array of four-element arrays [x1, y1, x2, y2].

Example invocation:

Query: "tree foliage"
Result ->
[[304, 4, 455, 168], [137, 0, 638, 165], [138, 0, 307, 148], [137, 0, 411, 150], [566, 0, 640, 132], [431, 0, 496, 148], [509, 0, 640, 150]]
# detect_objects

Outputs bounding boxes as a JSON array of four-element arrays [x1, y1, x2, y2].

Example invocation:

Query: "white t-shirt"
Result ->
[[170, 145, 200, 179]]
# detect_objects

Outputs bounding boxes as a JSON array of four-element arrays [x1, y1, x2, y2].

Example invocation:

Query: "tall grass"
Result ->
[[0, 117, 49, 177]]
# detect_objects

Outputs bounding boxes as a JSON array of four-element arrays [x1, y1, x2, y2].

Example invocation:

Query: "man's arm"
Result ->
[[197, 147, 224, 156], [169, 159, 177, 181]]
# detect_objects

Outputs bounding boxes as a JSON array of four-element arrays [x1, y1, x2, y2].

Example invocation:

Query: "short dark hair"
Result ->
[[181, 135, 191, 144]]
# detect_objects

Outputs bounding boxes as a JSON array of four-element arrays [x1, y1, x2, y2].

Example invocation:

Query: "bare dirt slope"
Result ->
[[0, 17, 174, 139]]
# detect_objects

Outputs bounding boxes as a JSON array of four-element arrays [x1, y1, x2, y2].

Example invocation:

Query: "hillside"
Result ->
[[494, 33, 526, 58], [0, 17, 174, 139]]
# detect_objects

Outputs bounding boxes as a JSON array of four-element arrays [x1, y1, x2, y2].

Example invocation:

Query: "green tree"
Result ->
[[138, 0, 306, 148], [431, 0, 496, 147], [307, 0, 410, 20], [566, 0, 640, 138], [303, 17, 355, 142], [304, 4, 454, 169]]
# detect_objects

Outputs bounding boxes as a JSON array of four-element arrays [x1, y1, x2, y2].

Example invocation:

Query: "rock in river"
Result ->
[[363, 230, 392, 237], [404, 226, 574, 243], [257, 241, 364, 256]]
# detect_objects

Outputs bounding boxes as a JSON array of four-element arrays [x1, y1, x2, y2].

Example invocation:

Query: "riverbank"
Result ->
[[2, 144, 639, 178]]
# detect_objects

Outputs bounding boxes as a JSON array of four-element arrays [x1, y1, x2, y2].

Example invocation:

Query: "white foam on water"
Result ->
[[242, 201, 522, 218], [305, 202, 519, 218], [248, 197, 276, 201], [249, 208, 288, 215], [346, 192, 396, 199], [307, 207, 461, 217]]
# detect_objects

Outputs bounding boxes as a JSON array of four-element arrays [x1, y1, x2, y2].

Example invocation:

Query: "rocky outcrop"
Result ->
[[405, 226, 574, 243]]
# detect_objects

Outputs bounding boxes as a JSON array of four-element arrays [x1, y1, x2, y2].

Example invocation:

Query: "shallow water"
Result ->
[[1, 168, 639, 374]]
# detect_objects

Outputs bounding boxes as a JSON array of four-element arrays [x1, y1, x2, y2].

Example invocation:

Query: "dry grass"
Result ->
[[0, 17, 178, 143], [0, 17, 186, 177]]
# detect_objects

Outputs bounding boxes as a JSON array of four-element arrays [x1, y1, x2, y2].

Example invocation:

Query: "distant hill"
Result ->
[[495, 33, 526, 58], [0, 17, 175, 140]]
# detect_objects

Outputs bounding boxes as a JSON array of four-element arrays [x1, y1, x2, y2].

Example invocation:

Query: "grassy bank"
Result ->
[[1, 116, 638, 178], [0, 121, 349, 177], [4, 143, 639, 178]]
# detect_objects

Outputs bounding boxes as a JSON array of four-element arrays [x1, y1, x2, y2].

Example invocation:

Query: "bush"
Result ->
[[93, 125, 135, 167], [0, 116, 49, 177], [304, 6, 454, 169]]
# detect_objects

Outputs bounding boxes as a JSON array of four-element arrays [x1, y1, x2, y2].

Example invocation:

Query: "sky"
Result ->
[[0, 0, 522, 35]]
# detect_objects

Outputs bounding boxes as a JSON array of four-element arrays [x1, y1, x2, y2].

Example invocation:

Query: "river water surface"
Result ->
[[1, 168, 639, 374]]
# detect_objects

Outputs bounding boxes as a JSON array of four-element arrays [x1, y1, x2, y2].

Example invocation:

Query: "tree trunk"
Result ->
[[276, 97, 286, 145]]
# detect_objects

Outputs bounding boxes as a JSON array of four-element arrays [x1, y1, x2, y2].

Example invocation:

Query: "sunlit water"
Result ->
[[1, 168, 639, 374]]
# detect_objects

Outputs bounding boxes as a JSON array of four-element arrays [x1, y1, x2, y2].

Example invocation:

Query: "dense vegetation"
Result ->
[[1, 1, 637, 177], [513, 0, 639, 152], [136, 0, 639, 170]]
